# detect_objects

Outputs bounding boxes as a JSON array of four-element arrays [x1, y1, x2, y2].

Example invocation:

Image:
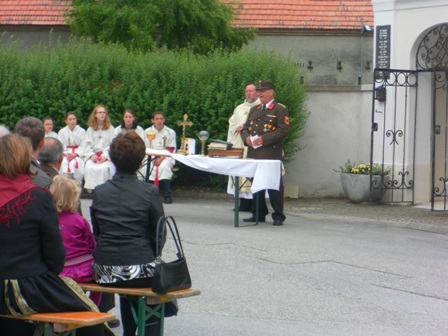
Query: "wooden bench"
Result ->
[[0, 311, 115, 335], [78, 283, 201, 336]]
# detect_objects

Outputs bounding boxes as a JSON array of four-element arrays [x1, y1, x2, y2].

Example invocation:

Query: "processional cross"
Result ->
[[177, 114, 193, 154]]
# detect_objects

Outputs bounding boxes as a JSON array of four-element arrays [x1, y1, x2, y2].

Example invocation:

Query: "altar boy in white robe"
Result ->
[[81, 105, 115, 192], [58, 112, 86, 185], [144, 111, 176, 204]]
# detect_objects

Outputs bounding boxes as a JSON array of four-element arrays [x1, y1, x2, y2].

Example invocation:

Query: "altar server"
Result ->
[[58, 112, 86, 185], [144, 111, 176, 204], [81, 105, 115, 192]]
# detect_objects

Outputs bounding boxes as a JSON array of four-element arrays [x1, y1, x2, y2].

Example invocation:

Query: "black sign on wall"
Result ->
[[375, 25, 391, 79]]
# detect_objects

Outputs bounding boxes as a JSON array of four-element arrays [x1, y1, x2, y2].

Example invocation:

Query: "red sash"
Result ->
[[67, 146, 79, 171]]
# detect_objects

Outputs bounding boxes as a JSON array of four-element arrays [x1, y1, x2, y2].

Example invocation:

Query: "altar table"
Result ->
[[170, 154, 281, 227]]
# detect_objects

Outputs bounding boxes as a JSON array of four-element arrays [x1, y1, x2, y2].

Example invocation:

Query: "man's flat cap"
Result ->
[[256, 81, 276, 91]]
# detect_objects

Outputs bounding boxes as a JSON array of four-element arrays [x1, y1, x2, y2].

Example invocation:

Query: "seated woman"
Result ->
[[58, 111, 86, 185], [0, 134, 112, 336], [81, 105, 115, 192], [113, 109, 146, 140], [42, 116, 58, 138], [114, 109, 148, 180], [49, 175, 101, 305], [91, 132, 169, 336]]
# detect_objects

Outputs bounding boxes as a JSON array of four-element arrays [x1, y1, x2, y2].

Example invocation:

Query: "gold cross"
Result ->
[[177, 114, 193, 154], [177, 114, 193, 139]]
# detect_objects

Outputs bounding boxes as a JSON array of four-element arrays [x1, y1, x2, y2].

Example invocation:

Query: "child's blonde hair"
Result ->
[[49, 175, 81, 213]]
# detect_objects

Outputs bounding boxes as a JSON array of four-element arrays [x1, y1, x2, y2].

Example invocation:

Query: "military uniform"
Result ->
[[240, 100, 290, 224], [241, 102, 289, 160]]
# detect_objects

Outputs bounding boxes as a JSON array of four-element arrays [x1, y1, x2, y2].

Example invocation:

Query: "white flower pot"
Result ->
[[340, 173, 388, 204]]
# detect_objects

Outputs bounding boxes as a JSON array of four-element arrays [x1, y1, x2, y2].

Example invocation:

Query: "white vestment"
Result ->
[[58, 125, 86, 184], [226, 99, 260, 198], [81, 126, 116, 190], [45, 131, 58, 138], [113, 125, 146, 140], [143, 125, 176, 181]]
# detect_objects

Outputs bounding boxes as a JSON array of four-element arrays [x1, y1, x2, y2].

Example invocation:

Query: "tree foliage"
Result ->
[[64, 0, 255, 54]]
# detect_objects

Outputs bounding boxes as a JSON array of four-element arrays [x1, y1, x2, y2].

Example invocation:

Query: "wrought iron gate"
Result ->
[[369, 24, 448, 209], [416, 24, 448, 211], [369, 69, 418, 204]]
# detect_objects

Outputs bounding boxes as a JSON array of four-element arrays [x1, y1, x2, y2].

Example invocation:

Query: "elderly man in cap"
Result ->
[[240, 81, 290, 226]]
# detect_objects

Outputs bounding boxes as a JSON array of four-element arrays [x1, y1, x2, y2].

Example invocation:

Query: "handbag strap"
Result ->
[[155, 216, 185, 259], [165, 216, 185, 259], [155, 216, 167, 258]]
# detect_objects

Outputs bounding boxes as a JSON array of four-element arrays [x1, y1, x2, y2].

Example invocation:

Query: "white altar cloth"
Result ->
[[170, 154, 281, 193]]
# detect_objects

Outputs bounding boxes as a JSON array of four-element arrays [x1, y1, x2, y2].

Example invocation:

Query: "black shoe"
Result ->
[[243, 215, 266, 223], [273, 220, 284, 226], [107, 319, 121, 328], [164, 197, 172, 204]]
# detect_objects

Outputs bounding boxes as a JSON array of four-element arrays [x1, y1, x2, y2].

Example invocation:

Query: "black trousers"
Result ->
[[252, 176, 285, 222], [158, 179, 172, 197], [98, 293, 115, 312]]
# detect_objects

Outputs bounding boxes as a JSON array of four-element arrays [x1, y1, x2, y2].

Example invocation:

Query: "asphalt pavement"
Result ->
[[81, 194, 448, 336]]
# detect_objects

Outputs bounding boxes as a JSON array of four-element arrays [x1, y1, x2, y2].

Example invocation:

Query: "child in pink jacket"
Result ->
[[50, 175, 101, 305]]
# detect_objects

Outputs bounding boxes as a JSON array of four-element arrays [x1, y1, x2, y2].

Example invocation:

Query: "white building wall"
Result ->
[[284, 86, 373, 198], [248, 34, 375, 198]]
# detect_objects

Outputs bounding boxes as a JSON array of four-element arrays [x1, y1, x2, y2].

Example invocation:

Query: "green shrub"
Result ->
[[0, 38, 308, 190]]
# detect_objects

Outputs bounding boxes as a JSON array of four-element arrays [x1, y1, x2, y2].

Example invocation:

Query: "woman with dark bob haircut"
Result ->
[[109, 130, 146, 174], [91, 132, 169, 335], [0, 134, 110, 336]]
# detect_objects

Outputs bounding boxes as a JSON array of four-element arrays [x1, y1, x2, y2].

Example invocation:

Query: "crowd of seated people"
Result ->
[[7, 106, 177, 199], [0, 107, 178, 333]]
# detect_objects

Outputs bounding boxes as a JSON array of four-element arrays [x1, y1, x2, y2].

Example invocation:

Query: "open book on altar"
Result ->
[[208, 139, 233, 150]]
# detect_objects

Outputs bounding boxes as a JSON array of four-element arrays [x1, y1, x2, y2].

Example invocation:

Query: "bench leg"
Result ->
[[234, 176, 239, 227], [42, 322, 76, 336], [126, 296, 165, 336]]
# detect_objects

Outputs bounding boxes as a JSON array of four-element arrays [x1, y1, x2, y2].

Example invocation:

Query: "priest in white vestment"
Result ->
[[227, 84, 260, 210], [81, 105, 115, 191], [58, 112, 86, 184]]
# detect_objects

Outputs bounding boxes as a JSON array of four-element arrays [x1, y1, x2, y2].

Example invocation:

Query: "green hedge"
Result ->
[[0, 39, 307, 190]]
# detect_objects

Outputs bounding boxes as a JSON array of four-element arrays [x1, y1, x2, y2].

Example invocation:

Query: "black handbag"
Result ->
[[152, 216, 192, 293]]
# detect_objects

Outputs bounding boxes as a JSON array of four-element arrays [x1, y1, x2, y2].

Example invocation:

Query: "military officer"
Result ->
[[240, 81, 290, 226]]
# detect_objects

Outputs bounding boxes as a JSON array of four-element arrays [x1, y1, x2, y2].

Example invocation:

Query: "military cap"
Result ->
[[256, 81, 276, 91]]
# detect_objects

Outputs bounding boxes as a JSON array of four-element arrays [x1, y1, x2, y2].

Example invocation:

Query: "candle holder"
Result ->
[[198, 131, 209, 156]]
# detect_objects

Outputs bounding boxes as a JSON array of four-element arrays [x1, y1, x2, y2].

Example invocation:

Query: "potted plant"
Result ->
[[337, 160, 390, 204]]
